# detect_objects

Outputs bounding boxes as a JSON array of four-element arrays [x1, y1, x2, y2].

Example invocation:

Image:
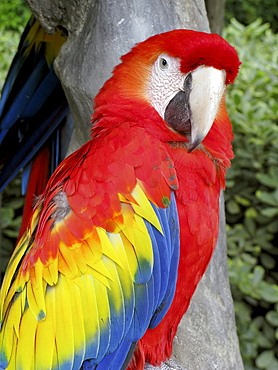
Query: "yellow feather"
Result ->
[[72, 243, 88, 274], [119, 204, 137, 245], [52, 342, 59, 370], [54, 275, 75, 368], [68, 278, 86, 360], [0, 306, 16, 367], [83, 231, 103, 263], [9, 291, 24, 339], [86, 265, 111, 289], [29, 205, 41, 232], [0, 238, 29, 324], [93, 277, 111, 336], [7, 343, 16, 370], [131, 183, 163, 233], [102, 256, 124, 314], [120, 208, 154, 283], [43, 257, 59, 286], [34, 286, 56, 370], [16, 308, 37, 370], [26, 18, 66, 67], [117, 233, 138, 282], [96, 227, 123, 267], [105, 232, 136, 314], [0, 206, 42, 326], [121, 206, 153, 265], [118, 193, 137, 205], [81, 239, 101, 267], [26, 271, 47, 322], [78, 274, 100, 356], [58, 242, 80, 278]]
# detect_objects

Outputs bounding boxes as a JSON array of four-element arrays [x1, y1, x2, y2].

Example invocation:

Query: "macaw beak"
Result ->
[[164, 66, 225, 152], [188, 66, 226, 152]]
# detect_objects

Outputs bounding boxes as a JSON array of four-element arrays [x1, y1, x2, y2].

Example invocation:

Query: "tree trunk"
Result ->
[[25, 1, 243, 368], [205, 0, 226, 34]]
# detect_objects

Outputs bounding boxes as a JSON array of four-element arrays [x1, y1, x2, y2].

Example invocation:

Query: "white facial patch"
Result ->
[[148, 53, 185, 118]]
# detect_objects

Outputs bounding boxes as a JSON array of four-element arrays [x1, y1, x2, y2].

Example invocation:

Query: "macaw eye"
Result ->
[[159, 57, 169, 70]]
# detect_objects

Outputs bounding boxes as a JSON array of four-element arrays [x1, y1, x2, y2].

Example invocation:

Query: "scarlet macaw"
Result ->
[[0, 29, 240, 369], [0, 16, 70, 238]]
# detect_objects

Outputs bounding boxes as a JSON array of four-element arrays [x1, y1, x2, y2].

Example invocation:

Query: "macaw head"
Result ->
[[93, 30, 240, 151]]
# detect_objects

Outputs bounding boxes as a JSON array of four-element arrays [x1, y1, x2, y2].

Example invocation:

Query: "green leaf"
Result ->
[[0, 207, 15, 228], [256, 350, 275, 368], [259, 284, 278, 303], [266, 311, 278, 327], [256, 190, 278, 206], [233, 92, 242, 105], [5, 197, 24, 209], [235, 195, 251, 206], [260, 254, 276, 270], [256, 173, 278, 188], [227, 199, 241, 214], [3, 229, 19, 238], [252, 266, 264, 286], [261, 207, 278, 217], [245, 207, 258, 219]]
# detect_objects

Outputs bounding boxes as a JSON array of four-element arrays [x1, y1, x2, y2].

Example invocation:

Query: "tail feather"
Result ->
[[0, 16, 72, 241]]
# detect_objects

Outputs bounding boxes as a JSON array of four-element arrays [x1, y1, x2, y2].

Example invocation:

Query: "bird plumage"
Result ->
[[0, 29, 240, 370], [0, 16, 70, 239]]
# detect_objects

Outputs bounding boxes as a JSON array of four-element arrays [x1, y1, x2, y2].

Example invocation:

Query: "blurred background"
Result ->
[[0, 1, 277, 369]]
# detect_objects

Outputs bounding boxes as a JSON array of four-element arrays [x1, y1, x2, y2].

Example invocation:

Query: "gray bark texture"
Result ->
[[205, 0, 226, 34], [25, 0, 244, 369]]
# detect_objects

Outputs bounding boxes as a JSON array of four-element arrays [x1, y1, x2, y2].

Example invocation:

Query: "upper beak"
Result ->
[[188, 66, 226, 152]]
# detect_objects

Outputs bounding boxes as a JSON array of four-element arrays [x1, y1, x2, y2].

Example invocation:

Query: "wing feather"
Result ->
[[102, 256, 125, 353], [35, 286, 56, 370], [78, 275, 100, 360], [54, 275, 75, 370], [0, 307, 15, 367], [107, 233, 135, 338], [91, 277, 111, 362], [68, 280, 86, 370], [15, 309, 37, 369], [0, 133, 180, 369]]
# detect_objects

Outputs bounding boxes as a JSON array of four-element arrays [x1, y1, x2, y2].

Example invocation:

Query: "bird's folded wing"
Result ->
[[0, 139, 180, 369]]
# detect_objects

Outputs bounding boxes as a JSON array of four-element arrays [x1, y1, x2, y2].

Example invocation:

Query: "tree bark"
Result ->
[[25, 1, 243, 368], [205, 0, 226, 34]]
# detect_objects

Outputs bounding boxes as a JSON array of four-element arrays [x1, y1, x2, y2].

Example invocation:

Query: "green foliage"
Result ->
[[0, 0, 29, 32], [0, 28, 22, 91], [224, 19, 278, 369], [0, 0, 30, 91], [225, 0, 278, 33], [0, 0, 29, 278]]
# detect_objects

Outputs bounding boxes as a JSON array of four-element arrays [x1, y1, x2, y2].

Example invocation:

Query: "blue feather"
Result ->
[[0, 16, 70, 193], [149, 194, 180, 328], [87, 193, 180, 367]]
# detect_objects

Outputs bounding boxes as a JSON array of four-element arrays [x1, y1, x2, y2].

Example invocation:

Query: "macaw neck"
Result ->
[[91, 97, 188, 143], [91, 95, 234, 177], [202, 103, 234, 170]]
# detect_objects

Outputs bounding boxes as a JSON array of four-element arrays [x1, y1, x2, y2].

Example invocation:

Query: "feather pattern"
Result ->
[[0, 16, 72, 244], [0, 16, 69, 192], [0, 29, 240, 370], [0, 120, 180, 369]]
